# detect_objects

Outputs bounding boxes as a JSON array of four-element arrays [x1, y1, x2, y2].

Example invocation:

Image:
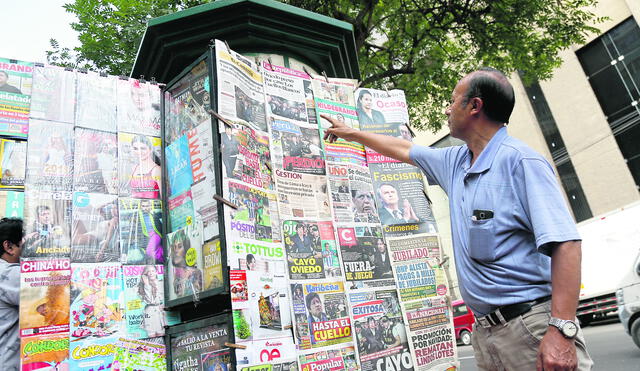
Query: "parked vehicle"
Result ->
[[616, 251, 640, 349], [577, 202, 640, 326], [452, 299, 474, 345]]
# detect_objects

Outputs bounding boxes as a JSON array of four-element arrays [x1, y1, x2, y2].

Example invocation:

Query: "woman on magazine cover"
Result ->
[[138, 265, 165, 337], [129, 135, 161, 199], [170, 229, 202, 297]]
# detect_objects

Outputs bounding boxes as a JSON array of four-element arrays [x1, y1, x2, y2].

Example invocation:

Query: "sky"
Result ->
[[3, 1, 79, 63]]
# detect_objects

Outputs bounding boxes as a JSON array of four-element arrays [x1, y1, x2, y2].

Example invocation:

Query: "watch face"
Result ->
[[562, 321, 578, 338]]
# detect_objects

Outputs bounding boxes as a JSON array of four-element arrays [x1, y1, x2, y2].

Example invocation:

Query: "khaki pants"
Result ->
[[471, 301, 593, 370]]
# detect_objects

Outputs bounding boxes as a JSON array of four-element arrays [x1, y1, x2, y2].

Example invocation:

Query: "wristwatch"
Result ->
[[548, 317, 579, 339]]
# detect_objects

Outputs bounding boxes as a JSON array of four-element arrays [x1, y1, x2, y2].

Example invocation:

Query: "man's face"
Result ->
[[0, 72, 7, 85], [399, 125, 412, 141], [445, 78, 473, 139], [368, 319, 376, 329], [382, 319, 391, 329], [39, 209, 52, 224], [379, 185, 399, 207], [353, 191, 374, 213], [377, 239, 386, 253], [297, 225, 305, 237], [310, 296, 323, 316], [141, 200, 152, 213]]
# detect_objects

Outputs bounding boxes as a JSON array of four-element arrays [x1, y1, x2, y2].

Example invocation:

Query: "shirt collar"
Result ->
[[466, 126, 508, 174]]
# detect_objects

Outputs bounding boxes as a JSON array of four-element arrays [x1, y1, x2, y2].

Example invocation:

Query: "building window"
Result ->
[[519, 73, 593, 222], [576, 17, 640, 189]]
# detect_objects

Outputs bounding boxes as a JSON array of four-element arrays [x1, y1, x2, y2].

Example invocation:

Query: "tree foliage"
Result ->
[[50, 0, 603, 130]]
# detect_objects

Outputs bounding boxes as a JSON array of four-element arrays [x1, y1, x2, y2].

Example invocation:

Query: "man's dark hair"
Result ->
[[0, 218, 24, 254], [463, 67, 515, 124], [305, 292, 321, 310], [0, 71, 8, 78], [246, 253, 256, 264]]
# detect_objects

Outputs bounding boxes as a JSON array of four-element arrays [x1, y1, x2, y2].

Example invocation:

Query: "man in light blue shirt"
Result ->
[[321, 68, 592, 370]]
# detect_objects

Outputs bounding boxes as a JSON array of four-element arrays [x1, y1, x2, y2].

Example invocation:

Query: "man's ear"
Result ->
[[470, 97, 483, 113], [2, 240, 11, 255]]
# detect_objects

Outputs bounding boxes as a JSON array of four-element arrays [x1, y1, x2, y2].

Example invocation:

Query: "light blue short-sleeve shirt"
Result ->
[[410, 127, 580, 316]]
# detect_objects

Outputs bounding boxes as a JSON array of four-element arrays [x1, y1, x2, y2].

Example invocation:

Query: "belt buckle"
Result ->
[[476, 316, 492, 328]]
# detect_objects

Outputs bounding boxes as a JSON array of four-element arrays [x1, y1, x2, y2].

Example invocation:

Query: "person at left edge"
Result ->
[[0, 218, 24, 371]]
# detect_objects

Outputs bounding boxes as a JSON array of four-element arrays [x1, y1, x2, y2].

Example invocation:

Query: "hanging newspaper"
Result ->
[[123, 265, 166, 339], [283, 220, 342, 280], [202, 239, 224, 291], [270, 119, 324, 175], [274, 169, 332, 220], [76, 71, 117, 132], [0, 138, 26, 188], [118, 132, 162, 199], [263, 62, 310, 126], [73, 128, 119, 194], [227, 237, 286, 275], [327, 163, 380, 224], [188, 121, 219, 240], [118, 198, 163, 265], [69, 335, 118, 370], [220, 121, 273, 189], [215, 39, 267, 132], [19, 258, 70, 338], [20, 331, 69, 370], [168, 189, 195, 233], [224, 180, 281, 243], [166, 133, 194, 197], [0, 58, 32, 137], [355, 88, 409, 127], [298, 345, 359, 371], [23, 189, 72, 258], [290, 281, 352, 350], [312, 78, 366, 166], [0, 190, 24, 217], [71, 192, 120, 263], [30, 65, 76, 123], [336, 225, 394, 289], [70, 263, 125, 339], [112, 337, 167, 370], [117, 78, 162, 137], [239, 358, 298, 371], [25, 119, 74, 191], [169, 322, 231, 371], [349, 289, 413, 371], [164, 59, 210, 145], [166, 223, 204, 302]]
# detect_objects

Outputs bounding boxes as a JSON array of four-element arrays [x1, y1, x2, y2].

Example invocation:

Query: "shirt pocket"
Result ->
[[468, 218, 496, 262]]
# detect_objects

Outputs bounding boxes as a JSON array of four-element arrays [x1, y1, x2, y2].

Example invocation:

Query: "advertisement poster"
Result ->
[[118, 198, 163, 265], [71, 192, 120, 263], [0, 138, 26, 188], [19, 258, 70, 337], [298, 345, 358, 371], [269, 119, 324, 175], [117, 78, 162, 137], [169, 323, 231, 371], [224, 180, 280, 243], [69, 335, 118, 370], [25, 119, 74, 191], [70, 263, 124, 339], [29, 65, 76, 123], [274, 169, 331, 220], [227, 237, 286, 275], [283, 220, 341, 280], [349, 289, 413, 371], [75, 71, 117, 132], [166, 223, 204, 302], [20, 331, 69, 371], [235, 337, 297, 367], [112, 337, 166, 371], [220, 121, 273, 190], [168, 189, 195, 233], [123, 265, 165, 339], [215, 39, 267, 132], [290, 281, 352, 350], [73, 128, 119, 194], [0, 58, 32, 137], [0, 190, 24, 217], [164, 60, 210, 145], [166, 134, 193, 197], [118, 132, 162, 199], [336, 226, 394, 289], [23, 189, 72, 258], [202, 238, 224, 291]]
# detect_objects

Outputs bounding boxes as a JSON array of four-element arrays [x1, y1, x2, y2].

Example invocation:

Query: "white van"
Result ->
[[616, 252, 640, 349]]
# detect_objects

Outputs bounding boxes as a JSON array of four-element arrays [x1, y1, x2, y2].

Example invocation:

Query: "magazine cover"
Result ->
[[68, 335, 118, 370], [0, 190, 24, 217], [70, 263, 125, 339], [0, 138, 26, 188], [164, 59, 210, 145], [0, 58, 33, 137], [30, 65, 76, 123], [201, 349, 232, 371], [117, 78, 161, 137], [188, 121, 219, 240], [169, 322, 231, 371], [166, 134, 193, 197], [290, 281, 352, 350], [112, 337, 166, 371], [118, 132, 162, 198], [19, 258, 71, 337], [166, 223, 204, 302], [224, 180, 280, 243], [203, 238, 224, 291], [123, 265, 165, 339], [220, 121, 273, 190], [25, 119, 74, 191], [283, 220, 341, 280], [298, 345, 359, 371], [73, 128, 119, 194], [118, 198, 163, 265], [23, 189, 72, 258], [349, 289, 413, 371], [76, 71, 117, 132], [71, 192, 120, 263], [168, 189, 195, 233], [20, 331, 69, 371]]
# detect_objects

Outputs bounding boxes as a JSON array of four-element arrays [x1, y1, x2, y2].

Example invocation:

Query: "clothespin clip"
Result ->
[[264, 161, 272, 172], [208, 39, 215, 48], [302, 66, 312, 79], [34, 62, 45, 67], [385, 87, 391, 97], [254, 57, 261, 71], [207, 108, 233, 129], [353, 80, 361, 92], [322, 71, 329, 83], [150, 77, 157, 85], [99, 71, 108, 77], [224, 342, 247, 349], [224, 40, 232, 53], [213, 195, 238, 210], [405, 122, 416, 138], [9, 59, 17, 64], [78, 68, 88, 74], [119, 75, 129, 80], [64, 67, 74, 72], [266, 57, 274, 71], [139, 75, 147, 83]]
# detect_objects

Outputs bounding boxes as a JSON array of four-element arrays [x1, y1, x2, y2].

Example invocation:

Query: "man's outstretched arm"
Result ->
[[321, 114, 415, 165]]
